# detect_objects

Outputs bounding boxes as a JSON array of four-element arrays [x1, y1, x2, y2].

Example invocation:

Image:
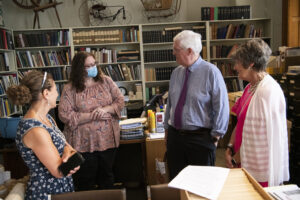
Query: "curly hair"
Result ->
[[7, 70, 53, 105], [231, 38, 272, 72], [70, 51, 103, 93]]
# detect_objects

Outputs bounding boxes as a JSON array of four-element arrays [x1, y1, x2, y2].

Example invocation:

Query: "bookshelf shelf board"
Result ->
[[8, 111, 22, 117], [15, 45, 71, 50], [210, 58, 232, 61], [99, 61, 141, 65], [116, 80, 142, 83], [144, 61, 177, 65], [18, 65, 70, 70], [55, 80, 68, 83], [210, 37, 271, 43], [146, 80, 170, 84], [0, 70, 18, 74], [74, 42, 140, 47], [208, 18, 271, 23], [14, 28, 70, 32], [143, 42, 173, 46], [0, 49, 15, 52], [0, 94, 6, 98]]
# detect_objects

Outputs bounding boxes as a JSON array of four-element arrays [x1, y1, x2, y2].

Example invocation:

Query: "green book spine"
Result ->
[[214, 7, 218, 20]]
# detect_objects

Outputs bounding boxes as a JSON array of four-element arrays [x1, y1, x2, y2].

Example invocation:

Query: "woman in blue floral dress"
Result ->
[[7, 71, 80, 200]]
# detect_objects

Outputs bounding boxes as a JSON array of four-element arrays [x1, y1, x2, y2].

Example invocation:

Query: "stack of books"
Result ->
[[119, 118, 146, 140]]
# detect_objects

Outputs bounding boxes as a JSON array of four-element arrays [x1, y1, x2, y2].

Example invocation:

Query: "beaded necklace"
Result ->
[[249, 72, 267, 95]]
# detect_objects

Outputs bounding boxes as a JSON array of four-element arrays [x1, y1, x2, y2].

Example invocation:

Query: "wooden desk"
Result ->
[[114, 138, 147, 187], [0, 147, 28, 179], [145, 138, 166, 185]]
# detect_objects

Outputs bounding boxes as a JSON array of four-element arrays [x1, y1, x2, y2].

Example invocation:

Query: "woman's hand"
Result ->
[[91, 107, 111, 120], [66, 166, 80, 177], [61, 152, 81, 177], [225, 148, 234, 168]]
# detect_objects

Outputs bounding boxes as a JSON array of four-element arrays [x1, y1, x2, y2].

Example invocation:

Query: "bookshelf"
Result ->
[[207, 18, 272, 91], [0, 27, 21, 117], [8, 18, 271, 107], [13, 28, 72, 98], [72, 25, 144, 107], [141, 21, 207, 102]]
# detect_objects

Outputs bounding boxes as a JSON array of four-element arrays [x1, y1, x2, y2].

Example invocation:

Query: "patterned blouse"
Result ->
[[58, 76, 124, 152], [15, 115, 74, 200]]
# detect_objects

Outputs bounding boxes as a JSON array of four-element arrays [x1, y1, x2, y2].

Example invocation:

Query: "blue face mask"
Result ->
[[86, 65, 98, 77]]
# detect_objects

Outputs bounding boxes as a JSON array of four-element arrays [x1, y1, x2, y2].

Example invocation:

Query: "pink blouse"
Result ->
[[58, 76, 124, 152], [231, 84, 252, 153]]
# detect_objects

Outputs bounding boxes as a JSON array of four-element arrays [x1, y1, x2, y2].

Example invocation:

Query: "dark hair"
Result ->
[[231, 38, 272, 72], [7, 70, 53, 105], [70, 51, 103, 93]]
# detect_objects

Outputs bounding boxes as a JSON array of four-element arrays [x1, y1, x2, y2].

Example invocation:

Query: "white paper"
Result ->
[[265, 184, 300, 200], [168, 165, 230, 200], [149, 132, 165, 139]]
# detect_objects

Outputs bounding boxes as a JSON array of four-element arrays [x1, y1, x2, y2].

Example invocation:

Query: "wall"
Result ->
[[2, 0, 281, 50]]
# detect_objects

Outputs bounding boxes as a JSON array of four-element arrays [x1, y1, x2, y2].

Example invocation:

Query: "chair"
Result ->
[[150, 184, 180, 200], [51, 189, 126, 200]]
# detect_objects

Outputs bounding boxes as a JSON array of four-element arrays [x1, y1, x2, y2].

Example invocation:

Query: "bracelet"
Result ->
[[226, 143, 235, 156]]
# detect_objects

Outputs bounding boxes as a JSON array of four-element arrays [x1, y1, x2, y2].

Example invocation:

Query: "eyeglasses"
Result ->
[[41, 72, 47, 89], [84, 62, 98, 68]]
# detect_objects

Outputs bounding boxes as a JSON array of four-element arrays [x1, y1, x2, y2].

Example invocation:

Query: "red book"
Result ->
[[2, 30, 8, 49], [210, 7, 214, 20]]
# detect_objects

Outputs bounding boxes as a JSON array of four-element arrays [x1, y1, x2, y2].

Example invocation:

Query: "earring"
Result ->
[[47, 99, 50, 106]]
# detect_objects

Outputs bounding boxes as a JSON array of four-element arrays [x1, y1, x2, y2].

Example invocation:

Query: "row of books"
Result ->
[[14, 30, 69, 48], [0, 29, 14, 50], [144, 67, 175, 81], [201, 5, 250, 21], [210, 23, 263, 40], [144, 49, 175, 63], [145, 85, 168, 102], [0, 53, 10, 71], [142, 26, 206, 44], [16, 49, 71, 68], [212, 62, 237, 77], [101, 63, 141, 82], [0, 74, 17, 95], [18, 66, 70, 81], [0, 98, 20, 117], [76, 48, 140, 63], [72, 28, 139, 45], [210, 45, 238, 59], [224, 77, 241, 92]]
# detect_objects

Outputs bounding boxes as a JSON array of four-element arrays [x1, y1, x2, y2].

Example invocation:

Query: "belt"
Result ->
[[169, 126, 211, 135]]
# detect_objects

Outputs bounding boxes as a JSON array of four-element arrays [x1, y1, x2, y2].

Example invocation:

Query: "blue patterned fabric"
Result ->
[[15, 114, 74, 200]]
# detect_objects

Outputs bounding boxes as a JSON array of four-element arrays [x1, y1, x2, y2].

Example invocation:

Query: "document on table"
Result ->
[[265, 184, 300, 200], [168, 165, 230, 200]]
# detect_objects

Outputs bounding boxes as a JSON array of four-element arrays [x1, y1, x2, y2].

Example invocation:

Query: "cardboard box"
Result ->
[[180, 168, 273, 200]]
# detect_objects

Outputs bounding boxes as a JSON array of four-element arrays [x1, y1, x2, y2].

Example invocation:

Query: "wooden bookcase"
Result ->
[[0, 26, 21, 117], [13, 28, 72, 100], [7, 18, 272, 107]]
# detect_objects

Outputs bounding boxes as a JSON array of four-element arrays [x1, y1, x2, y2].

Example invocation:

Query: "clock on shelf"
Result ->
[[119, 86, 127, 96]]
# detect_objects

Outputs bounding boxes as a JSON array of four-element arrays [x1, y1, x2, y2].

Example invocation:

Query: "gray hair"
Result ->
[[173, 30, 202, 55], [231, 38, 272, 72]]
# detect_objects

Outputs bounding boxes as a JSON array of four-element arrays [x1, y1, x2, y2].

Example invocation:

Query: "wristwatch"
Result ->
[[227, 143, 235, 156]]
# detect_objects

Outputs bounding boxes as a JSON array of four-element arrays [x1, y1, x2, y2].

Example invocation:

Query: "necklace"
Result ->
[[249, 72, 266, 94], [38, 114, 51, 127]]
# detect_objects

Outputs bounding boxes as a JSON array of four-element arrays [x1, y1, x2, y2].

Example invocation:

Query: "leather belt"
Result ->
[[169, 125, 211, 134]]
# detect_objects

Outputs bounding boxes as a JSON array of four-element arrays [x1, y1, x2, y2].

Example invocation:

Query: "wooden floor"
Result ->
[[215, 148, 227, 167]]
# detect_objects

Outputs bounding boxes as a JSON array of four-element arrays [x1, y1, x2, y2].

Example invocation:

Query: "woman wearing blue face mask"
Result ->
[[58, 51, 125, 191]]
